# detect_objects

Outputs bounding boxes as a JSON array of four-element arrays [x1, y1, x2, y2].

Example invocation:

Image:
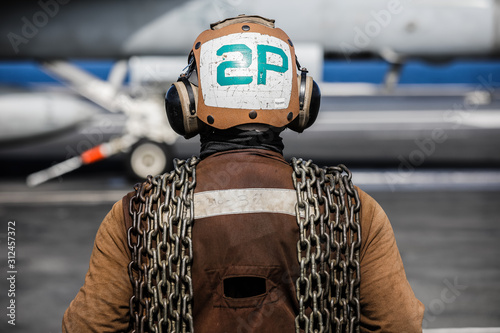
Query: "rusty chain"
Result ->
[[128, 156, 360, 333], [292, 158, 361, 333], [128, 156, 199, 333]]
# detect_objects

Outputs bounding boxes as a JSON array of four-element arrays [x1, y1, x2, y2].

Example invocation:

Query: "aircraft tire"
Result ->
[[126, 140, 171, 180]]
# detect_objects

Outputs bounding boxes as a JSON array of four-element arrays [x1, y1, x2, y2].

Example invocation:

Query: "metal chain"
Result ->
[[127, 156, 360, 333], [128, 156, 199, 333], [292, 158, 361, 333]]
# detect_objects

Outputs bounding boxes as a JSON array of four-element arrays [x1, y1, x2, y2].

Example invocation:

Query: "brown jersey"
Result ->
[[62, 149, 424, 332]]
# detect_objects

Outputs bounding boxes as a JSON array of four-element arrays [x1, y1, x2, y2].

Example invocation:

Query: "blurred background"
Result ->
[[0, 0, 499, 332]]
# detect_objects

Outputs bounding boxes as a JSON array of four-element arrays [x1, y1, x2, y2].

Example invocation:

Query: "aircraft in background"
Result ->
[[0, 0, 499, 185], [0, 90, 98, 145], [2, 0, 499, 60]]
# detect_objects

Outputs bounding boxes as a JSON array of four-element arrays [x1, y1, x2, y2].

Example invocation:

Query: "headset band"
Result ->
[[299, 69, 307, 110], [295, 55, 308, 110]]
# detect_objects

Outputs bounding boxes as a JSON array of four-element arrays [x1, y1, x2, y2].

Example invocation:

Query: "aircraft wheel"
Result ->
[[127, 140, 171, 179]]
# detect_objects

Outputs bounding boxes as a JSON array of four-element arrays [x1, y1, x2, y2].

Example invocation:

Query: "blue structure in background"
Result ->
[[0, 60, 116, 87], [1, 59, 500, 88], [323, 60, 500, 86]]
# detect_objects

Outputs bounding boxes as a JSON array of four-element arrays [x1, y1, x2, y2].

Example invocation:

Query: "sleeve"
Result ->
[[357, 188, 425, 333], [62, 198, 132, 333]]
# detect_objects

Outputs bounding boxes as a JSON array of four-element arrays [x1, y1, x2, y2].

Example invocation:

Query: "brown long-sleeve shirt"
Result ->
[[62, 149, 424, 332]]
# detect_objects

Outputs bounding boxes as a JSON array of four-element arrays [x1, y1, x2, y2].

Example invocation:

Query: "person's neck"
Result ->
[[199, 126, 284, 159]]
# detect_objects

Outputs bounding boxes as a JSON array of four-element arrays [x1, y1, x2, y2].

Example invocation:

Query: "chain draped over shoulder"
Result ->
[[127, 157, 199, 333], [126, 156, 361, 333], [291, 157, 361, 333]]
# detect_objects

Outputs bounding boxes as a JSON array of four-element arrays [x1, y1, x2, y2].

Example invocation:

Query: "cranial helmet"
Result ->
[[165, 15, 321, 138]]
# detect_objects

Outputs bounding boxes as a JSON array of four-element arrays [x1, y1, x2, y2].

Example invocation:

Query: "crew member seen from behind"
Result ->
[[62, 14, 424, 333]]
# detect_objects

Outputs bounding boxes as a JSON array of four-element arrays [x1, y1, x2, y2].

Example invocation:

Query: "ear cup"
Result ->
[[165, 79, 202, 138], [306, 79, 321, 129], [288, 75, 321, 133]]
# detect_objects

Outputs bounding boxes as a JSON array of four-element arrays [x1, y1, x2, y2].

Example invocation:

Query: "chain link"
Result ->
[[128, 156, 199, 333], [128, 156, 360, 332], [292, 158, 361, 333]]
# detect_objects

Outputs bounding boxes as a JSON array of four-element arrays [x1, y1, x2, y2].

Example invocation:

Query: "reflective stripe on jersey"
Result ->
[[192, 188, 297, 219]]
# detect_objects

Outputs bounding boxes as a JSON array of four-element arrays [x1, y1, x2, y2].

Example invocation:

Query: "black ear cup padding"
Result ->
[[304, 79, 321, 130], [287, 75, 321, 133], [165, 84, 187, 136]]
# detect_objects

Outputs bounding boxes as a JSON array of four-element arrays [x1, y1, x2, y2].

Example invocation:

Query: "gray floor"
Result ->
[[0, 172, 499, 332]]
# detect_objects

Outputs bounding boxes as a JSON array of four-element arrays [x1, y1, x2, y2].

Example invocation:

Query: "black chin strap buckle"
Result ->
[[180, 50, 196, 79]]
